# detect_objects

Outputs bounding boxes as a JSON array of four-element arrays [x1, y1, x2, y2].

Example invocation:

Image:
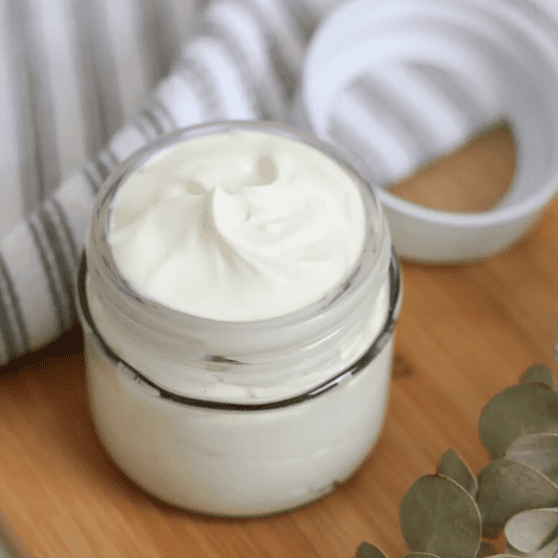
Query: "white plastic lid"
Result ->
[[300, 0, 558, 262]]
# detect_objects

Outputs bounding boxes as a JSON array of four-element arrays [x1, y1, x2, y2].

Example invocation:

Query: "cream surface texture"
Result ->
[[108, 129, 367, 320]]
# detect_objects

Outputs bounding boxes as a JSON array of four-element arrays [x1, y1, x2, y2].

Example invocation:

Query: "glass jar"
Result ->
[[76, 121, 402, 517]]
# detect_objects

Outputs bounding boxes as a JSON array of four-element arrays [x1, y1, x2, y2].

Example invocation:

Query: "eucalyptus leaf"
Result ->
[[504, 508, 558, 553], [355, 543, 389, 558], [505, 543, 527, 558], [505, 433, 558, 484], [520, 365, 555, 390], [477, 541, 498, 558], [400, 475, 481, 558], [477, 552, 519, 558], [403, 553, 441, 558], [476, 459, 558, 538], [520, 537, 558, 558], [478, 383, 558, 459], [437, 449, 478, 498]]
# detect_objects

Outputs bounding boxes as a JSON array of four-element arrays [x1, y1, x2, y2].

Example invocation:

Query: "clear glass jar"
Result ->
[[76, 121, 402, 517]]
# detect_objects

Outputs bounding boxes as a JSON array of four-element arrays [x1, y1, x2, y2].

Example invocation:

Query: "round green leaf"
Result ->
[[480, 548, 520, 558], [355, 543, 389, 558], [505, 542, 527, 558], [523, 537, 558, 558], [520, 365, 555, 390], [437, 449, 478, 498], [400, 475, 481, 558], [478, 383, 558, 459], [476, 459, 558, 538], [504, 508, 558, 553], [505, 433, 558, 484]]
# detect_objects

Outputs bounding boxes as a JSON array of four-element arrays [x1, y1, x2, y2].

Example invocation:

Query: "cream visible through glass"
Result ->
[[108, 129, 367, 321]]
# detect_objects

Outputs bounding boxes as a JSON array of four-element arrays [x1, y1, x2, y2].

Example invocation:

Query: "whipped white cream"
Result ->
[[108, 129, 366, 321]]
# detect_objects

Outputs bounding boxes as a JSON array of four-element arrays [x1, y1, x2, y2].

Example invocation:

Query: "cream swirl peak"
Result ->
[[108, 129, 367, 321]]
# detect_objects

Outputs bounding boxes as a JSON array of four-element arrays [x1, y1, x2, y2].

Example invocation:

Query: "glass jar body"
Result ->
[[77, 121, 402, 516], [81, 305, 395, 516]]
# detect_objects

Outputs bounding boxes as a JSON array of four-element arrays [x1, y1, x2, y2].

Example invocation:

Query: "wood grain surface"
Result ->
[[1, 128, 558, 558]]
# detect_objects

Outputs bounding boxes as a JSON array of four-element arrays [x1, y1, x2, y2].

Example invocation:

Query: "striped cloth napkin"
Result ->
[[0, 0, 338, 366], [0, 0, 555, 367]]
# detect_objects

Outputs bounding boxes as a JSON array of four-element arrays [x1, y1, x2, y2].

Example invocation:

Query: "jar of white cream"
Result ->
[[76, 121, 402, 517]]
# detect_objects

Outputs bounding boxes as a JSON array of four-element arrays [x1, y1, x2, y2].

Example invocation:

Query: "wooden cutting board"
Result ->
[[0, 125, 557, 558]]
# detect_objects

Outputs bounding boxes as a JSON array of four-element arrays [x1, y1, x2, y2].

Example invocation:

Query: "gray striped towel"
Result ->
[[0, 0, 337, 365], [0, 0, 555, 366]]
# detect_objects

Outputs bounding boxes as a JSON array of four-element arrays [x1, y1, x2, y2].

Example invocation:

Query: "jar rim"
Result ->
[[84, 120, 396, 401]]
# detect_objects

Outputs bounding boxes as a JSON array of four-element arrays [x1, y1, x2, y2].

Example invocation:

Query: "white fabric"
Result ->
[[0, 0, 556, 365]]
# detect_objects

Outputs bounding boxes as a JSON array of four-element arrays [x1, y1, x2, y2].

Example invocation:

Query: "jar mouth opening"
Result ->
[[91, 120, 390, 331], [76, 248, 402, 410]]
